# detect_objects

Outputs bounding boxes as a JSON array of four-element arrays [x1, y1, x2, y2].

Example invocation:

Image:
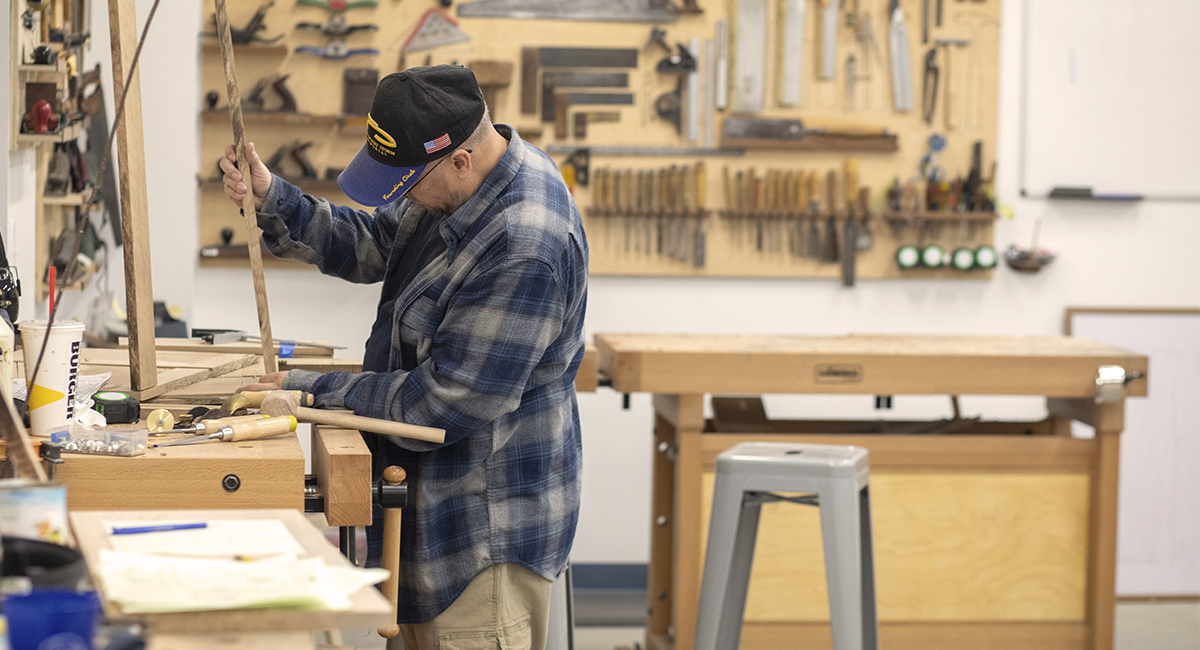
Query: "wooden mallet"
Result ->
[[258, 391, 445, 444]]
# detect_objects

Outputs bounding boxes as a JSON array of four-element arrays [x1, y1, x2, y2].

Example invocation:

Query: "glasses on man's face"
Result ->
[[407, 148, 473, 195]]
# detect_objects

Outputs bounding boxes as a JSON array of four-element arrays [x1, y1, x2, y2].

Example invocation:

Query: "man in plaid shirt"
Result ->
[[221, 65, 588, 649]]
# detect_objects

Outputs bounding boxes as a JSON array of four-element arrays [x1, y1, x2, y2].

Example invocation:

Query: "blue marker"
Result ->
[[111, 522, 208, 535]]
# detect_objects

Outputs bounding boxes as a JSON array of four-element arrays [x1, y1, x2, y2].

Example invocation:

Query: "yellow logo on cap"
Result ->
[[367, 113, 397, 156], [382, 168, 417, 201]]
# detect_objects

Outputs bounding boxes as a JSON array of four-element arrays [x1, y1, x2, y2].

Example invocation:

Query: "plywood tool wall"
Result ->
[[197, 0, 1003, 280]]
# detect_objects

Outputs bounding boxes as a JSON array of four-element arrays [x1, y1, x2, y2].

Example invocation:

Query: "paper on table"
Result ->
[[105, 519, 305, 559], [13, 372, 111, 405], [98, 551, 388, 613]]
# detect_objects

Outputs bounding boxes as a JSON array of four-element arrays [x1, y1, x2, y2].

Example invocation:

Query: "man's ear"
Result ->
[[451, 149, 472, 177]]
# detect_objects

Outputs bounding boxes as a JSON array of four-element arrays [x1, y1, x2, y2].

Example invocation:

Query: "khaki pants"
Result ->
[[398, 564, 553, 650]]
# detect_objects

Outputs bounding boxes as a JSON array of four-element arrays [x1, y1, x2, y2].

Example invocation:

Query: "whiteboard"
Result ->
[[1069, 310, 1200, 596], [1019, 0, 1200, 200]]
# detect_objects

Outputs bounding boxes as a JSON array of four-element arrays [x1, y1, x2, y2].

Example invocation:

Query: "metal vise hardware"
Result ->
[[1094, 365, 1142, 404]]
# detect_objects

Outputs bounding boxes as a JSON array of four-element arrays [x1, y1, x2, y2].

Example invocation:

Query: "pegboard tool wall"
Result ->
[[198, 0, 1002, 279]]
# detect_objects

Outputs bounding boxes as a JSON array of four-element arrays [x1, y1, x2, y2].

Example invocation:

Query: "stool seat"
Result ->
[[718, 442, 869, 481], [695, 442, 878, 650]]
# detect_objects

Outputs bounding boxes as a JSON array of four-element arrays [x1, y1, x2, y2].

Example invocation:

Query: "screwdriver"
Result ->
[[152, 416, 298, 448], [154, 414, 270, 436]]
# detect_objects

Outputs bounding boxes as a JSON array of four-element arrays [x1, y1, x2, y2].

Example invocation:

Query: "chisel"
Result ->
[[822, 170, 840, 263], [153, 416, 298, 447], [842, 158, 859, 287], [807, 171, 822, 258], [153, 414, 271, 436]]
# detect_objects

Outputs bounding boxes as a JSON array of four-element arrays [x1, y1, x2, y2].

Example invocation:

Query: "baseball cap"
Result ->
[[338, 65, 487, 206]]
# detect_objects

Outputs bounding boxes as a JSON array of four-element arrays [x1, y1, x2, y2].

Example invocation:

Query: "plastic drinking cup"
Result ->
[[17, 320, 84, 437]]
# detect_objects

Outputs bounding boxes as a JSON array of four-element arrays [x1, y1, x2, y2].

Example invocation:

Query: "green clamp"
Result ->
[[296, 0, 379, 13]]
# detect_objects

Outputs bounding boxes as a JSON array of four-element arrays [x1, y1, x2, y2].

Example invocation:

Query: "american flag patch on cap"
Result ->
[[423, 133, 452, 154]]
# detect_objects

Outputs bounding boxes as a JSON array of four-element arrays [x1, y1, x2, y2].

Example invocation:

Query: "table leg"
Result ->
[[648, 414, 676, 644], [649, 394, 706, 650], [1088, 431, 1120, 650]]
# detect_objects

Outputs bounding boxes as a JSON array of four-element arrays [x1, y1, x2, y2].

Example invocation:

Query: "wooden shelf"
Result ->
[[17, 60, 68, 76], [42, 191, 89, 206], [197, 175, 347, 194], [882, 211, 999, 222], [199, 243, 309, 269], [588, 208, 711, 219], [15, 120, 83, 145], [201, 41, 288, 56], [720, 132, 900, 153], [201, 111, 367, 128]]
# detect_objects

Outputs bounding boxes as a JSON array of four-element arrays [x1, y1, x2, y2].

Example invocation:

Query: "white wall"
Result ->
[[83, 0, 202, 325], [10, 0, 1198, 565]]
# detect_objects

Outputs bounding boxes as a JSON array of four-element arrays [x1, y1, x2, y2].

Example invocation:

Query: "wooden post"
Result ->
[[651, 394, 705, 650], [107, 0, 157, 391], [1047, 397, 1125, 650], [212, 0, 278, 374]]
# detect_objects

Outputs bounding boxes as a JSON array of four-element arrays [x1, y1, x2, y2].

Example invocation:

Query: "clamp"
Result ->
[[294, 15, 377, 37], [295, 40, 379, 60], [656, 43, 698, 74], [295, 0, 379, 13], [209, 1, 283, 45]]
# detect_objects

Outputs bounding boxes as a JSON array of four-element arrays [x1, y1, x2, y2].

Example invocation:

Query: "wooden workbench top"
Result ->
[[595, 333, 1148, 398]]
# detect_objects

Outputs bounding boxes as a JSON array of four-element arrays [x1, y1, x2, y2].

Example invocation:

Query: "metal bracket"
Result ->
[[745, 491, 818, 507], [1095, 365, 1145, 403], [374, 477, 409, 509], [1095, 365, 1127, 403]]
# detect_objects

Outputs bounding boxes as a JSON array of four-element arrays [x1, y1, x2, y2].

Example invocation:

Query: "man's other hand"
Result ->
[[237, 370, 290, 393], [221, 142, 272, 211]]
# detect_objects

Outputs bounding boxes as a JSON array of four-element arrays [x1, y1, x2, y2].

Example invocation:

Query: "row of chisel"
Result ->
[[590, 164, 708, 267], [720, 161, 873, 267]]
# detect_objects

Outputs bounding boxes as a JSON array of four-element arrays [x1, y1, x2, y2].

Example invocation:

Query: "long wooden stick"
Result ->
[[212, 0, 278, 374], [0, 392, 47, 481], [107, 0, 157, 391]]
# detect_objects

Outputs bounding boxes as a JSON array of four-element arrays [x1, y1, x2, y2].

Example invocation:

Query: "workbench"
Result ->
[[594, 334, 1148, 650]]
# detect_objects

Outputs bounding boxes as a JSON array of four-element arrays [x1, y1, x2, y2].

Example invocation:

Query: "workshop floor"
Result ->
[[327, 601, 1200, 650]]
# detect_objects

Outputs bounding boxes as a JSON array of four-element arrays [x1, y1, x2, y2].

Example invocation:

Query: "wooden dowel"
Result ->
[[260, 392, 446, 444], [212, 0, 277, 374], [377, 465, 405, 639]]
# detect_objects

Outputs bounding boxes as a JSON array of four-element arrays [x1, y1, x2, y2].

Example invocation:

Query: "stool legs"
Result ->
[[818, 478, 878, 650], [695, 475, 761, 650], [859, 486, 879, 650]]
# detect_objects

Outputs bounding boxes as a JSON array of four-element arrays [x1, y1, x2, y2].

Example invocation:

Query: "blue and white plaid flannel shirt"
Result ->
[[255, 126, 588, 623]]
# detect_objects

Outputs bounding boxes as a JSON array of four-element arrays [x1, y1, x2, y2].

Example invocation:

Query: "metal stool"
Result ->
[[694, 442, 878, 650]]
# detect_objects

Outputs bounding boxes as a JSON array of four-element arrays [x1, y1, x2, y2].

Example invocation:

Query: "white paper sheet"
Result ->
[[105, 519, 305, 559], [98, 551, 387, 613]]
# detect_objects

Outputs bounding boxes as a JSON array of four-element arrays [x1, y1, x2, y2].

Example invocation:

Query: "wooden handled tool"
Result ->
[[153, 416, 298, 447], [213, 0, 277, 374], [260, 392, 446, 444], [377, 465, 405, 639], [156, 414, 269, 436]]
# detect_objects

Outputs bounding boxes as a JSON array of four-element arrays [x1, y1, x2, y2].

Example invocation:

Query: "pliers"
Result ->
[[921, 48, 939, 124]]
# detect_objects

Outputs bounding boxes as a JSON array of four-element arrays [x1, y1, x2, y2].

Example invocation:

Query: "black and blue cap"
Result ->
[[338, 65, 487, 206]]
